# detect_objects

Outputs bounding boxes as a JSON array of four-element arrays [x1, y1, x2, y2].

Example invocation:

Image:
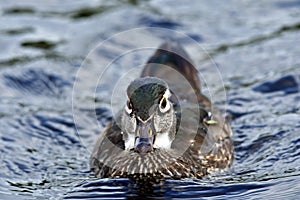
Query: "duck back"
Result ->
[[141, 42, 211, 109]]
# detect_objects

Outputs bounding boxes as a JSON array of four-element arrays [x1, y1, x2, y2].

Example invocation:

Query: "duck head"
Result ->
[[121, 77, 176, 154]]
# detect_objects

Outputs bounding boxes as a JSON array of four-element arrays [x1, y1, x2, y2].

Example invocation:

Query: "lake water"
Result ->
[[0, 0, 299, 199]]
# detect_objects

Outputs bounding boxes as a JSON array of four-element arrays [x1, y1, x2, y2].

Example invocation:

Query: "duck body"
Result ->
[[90, 42, 233, 180]]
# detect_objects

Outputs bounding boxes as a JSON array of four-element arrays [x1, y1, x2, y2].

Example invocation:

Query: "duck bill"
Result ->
[[134, 120, 155, 154]]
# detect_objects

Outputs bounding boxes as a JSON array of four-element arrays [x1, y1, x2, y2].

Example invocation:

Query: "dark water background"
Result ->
[[0, 0, 300, 199]]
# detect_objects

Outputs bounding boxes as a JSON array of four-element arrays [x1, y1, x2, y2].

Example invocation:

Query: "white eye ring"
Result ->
[[125, 100, 133, 114], [159, 96, 170, 113]]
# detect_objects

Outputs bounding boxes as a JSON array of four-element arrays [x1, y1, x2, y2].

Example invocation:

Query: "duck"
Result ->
[[90, 42, 233, 182]]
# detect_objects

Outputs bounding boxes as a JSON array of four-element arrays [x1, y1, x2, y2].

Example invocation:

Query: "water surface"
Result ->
[[0, 0, 299, 199]]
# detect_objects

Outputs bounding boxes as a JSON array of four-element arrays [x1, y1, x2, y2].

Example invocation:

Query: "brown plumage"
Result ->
[[90, 42, 233, 181]]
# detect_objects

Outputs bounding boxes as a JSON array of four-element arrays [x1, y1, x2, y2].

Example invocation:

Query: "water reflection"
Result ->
[[0, 0, 299, 199]]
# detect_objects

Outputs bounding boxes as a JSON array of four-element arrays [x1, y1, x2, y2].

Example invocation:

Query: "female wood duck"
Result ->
[[90, 42, 233, 181]]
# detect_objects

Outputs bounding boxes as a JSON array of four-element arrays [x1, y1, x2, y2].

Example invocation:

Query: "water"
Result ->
[[0, 0, 299, 199]]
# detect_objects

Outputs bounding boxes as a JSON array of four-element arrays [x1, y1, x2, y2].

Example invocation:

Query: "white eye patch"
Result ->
[[125, 100, 133, 115], [159, 89, 171, 113]]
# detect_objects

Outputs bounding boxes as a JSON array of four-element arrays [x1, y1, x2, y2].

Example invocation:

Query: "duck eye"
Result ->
[[161, 97, 167, 109], [159, 97, 170, 113], [125, 100, 133, 114]]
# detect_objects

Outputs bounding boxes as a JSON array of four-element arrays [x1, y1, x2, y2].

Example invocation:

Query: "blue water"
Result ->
[[0, 0, 299, 199]]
